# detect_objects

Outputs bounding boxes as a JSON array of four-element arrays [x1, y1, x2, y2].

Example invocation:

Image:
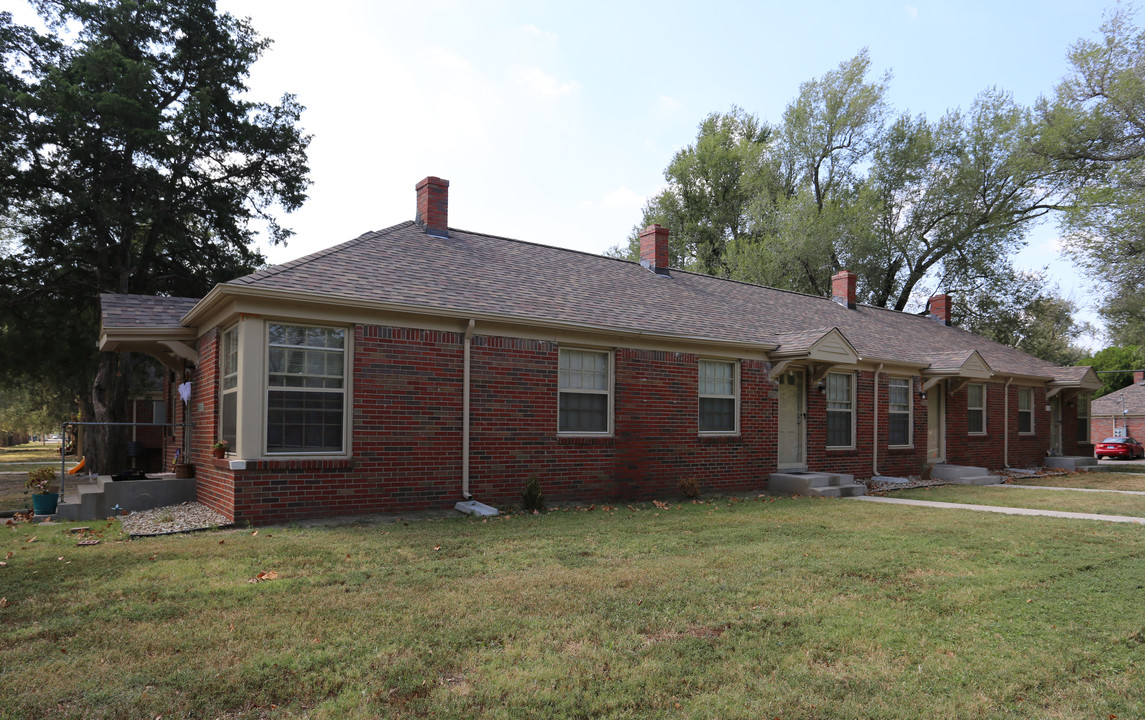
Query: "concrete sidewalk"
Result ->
[[851, 495, 1145, 525], [985, 484, 1145, 496]]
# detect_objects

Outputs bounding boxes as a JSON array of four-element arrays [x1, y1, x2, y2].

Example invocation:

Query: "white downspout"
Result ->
[[462, 319, 475, 499], [1003, 377, 1013, 468], [872, 364, 883, 478]]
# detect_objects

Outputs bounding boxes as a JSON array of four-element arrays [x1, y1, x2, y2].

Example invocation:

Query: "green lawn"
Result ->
[[892, 483, 1145, 518], [0, 442, 62, 464], [1012, 470, 1145, 491], [2, 496, 1144, 719]]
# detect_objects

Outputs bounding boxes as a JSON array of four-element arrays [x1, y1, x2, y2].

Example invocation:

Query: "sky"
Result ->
[[12, 0, 1120, 346]]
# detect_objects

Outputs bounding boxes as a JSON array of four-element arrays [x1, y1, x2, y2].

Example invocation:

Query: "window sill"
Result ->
[[968, 432, 988, 437], [698, 434, 742, 443], [826, 446, 856, 452], [887, 445, 914, 451], [229, 457, 355, 472]]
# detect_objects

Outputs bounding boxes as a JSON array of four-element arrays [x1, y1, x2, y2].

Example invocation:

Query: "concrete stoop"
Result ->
[[929, 464, 999, 485], [57, 475, 197, 521], [1044, 456, 1100, 472], [767, 471, 867, 498]]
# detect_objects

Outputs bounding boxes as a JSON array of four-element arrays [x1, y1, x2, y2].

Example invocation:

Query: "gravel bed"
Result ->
[[119, 502, 230, 537], [868, 467, 1073, 494]]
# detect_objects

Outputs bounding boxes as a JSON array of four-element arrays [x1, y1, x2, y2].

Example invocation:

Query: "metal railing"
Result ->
[[58, 421, 193, 499]]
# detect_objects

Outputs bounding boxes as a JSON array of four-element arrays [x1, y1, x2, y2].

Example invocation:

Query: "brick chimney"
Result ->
[[927, 294, 952, 326], [639, 224, 670, 276], [415, 176, 449, 238], [831, 270, 857, 309], [1135, 371, 1145, 384]]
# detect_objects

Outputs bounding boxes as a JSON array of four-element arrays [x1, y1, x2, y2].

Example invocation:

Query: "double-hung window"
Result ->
[[1077, 395, 1090, 443], [1017, 388, 1034, 434], [698, 360, 737, 433], [266, 324, 346, 453], [967, 383, 986, 435], [826, 372, 854, 448], [220, 327, 239, 451], [558, 348, 610, 433], [887, 377, 911, 446]]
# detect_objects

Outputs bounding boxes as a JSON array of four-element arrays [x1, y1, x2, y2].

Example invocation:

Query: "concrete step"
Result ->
[[768, 472, 866, 498], [1045, 456, 1099, 471], [930, 464, 990, 481], [57, 475, 197, 521], [951, 475, 1001, 486]]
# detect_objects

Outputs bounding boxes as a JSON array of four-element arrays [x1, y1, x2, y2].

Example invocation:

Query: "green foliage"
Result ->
[[0, 380, 76, 435], [1037, 6, 1145, 345], [0, 0, 310, 469], [521, 474, 545, 511], [1077, 345, 1145, 398], [961, 271, 1092, 366]]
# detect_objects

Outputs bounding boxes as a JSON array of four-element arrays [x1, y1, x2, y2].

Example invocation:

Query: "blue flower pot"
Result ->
[[33, 492, 58, 515]]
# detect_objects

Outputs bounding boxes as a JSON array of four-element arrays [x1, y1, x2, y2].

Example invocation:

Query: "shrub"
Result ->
[[521, 474, 545, 511], [677, 476, 700, 498]]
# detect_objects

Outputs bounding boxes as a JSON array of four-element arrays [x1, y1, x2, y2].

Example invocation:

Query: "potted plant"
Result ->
[[25, 467, 59, 515], [172, 449, 194, 479], [212, 440, 228, 459]]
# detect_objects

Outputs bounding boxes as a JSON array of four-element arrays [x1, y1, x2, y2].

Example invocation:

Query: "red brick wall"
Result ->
[[1091, 415, 1145, 443], [193, 324, 1077, 524]]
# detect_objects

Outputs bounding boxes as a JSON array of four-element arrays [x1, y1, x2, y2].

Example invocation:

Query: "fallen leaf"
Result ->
[[0, 597, 8, 607], [149, 554, 157, 561], [26, 537, 36, 543], [248, 570, 279, 584], [57, 556, 64, 561], [433, 545, 441, 551], [1027, 598, 1034, 603], [0, 562, 6, 567], [250, 530, 258, 537], [218, 540, 225, 545], [5, 551, 12, 559], [77, 540, 100, 547]]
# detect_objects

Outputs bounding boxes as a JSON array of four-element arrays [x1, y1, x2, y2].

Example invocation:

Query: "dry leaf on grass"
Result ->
[[26, 537, 36, 543], [78, 540, 100, 547], [248, 570, 279, 584], [0, 562, 6, 568], [433, 545, 441, 551], [5, 551, 12, 559], [0, 597, 9, 607], [250, 530, 258, 537]]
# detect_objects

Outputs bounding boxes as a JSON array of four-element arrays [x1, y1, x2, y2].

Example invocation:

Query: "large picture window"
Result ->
[[826, 372, 854, 448], [967, 383, 986, 435], [266, 324, 345, 453], [558, 348, 610, 433], [220, 327, 238, 451], [698, 360, 737, 433], [888, 377, 911, 446], [1018, 387, 1034, 434]]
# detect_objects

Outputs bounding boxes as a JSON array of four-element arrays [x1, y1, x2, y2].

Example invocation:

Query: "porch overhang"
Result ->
[[99, 328, 199, 372], [920, 350, 993, 392], [768, 328, 860, 381], [1045, 366, 1102, 398]]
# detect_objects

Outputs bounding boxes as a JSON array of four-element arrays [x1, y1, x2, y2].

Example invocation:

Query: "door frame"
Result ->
[[927, 381, 946, 464]]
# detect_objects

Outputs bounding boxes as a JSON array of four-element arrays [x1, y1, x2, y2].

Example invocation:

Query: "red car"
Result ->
[[1095, 437, 1145, 460]]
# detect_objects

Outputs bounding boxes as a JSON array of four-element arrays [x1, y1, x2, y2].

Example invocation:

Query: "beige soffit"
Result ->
[[182, 283, 783, 355], [1046, 366, 1103, 397], [99, 328, 199, 372], [920, 349, 994, 392]]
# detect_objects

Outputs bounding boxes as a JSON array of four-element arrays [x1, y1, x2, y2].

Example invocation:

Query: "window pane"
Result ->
[[827, 373, 851, 409], [827, 410, 851, 447], [888, 413, 909, 446], [221, 391, 237, 449], [1019, 412, 1032, 434], [968, 384, 983, 408], [558, 392, 608, 432], [968, 409, 984, 434], [888, 378, 909, 411], [266, 390, 344, 452], [699, 397, 735, 432], [699, 360, 733, 396]]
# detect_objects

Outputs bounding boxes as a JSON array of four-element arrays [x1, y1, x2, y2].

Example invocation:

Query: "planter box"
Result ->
[[33, 492, 59, 515]]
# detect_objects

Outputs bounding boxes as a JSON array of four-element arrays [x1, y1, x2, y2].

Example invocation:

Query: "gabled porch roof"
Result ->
[[98, 294, 200, 372]]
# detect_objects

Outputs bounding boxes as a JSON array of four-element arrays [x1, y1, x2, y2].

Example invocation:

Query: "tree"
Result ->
[[1076, 345, 1145, 398], [0, 0, 310, 472], [1037, 6, 1145, 345]]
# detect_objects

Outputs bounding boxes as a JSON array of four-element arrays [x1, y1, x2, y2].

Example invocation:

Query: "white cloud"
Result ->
[[602, 186, 645, 209], [905, 5, 919, 20], [656, 95, 681, 115], [522, 24, 558, 42], [511, 66, 580, 98]]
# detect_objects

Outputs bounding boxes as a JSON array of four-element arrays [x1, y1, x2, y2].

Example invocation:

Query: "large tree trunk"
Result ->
[[89, 351, 133, 475]]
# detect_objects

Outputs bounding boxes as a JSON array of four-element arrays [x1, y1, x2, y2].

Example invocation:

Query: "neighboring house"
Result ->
[[1091, 372, 1145, 441], [97, 177, 1101, 524]]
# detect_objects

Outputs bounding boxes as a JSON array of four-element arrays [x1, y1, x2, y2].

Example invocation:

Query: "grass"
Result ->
[[2, 496, 1145, 719], [0, 473, 31, 512], [893, 483, 1145, 518], [1012, 470, 1145, 491], [0, 442, 62, 464]]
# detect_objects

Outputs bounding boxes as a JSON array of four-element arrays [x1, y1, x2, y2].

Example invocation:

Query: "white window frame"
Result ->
[[557, 347, 613, 435], [1018, 387, 1035, 435], [826, 372, 855, 449], [698, 359, 739, 435], [219, 326, 239, 453], [887, 376, 912, 447], [967, 383, 986, 436], [1077, 395, 1090, 443], [265, 323, 348, 455]]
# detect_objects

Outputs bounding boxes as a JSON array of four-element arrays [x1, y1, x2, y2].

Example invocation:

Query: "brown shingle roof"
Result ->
[[1093, 383, 1145, 415], [223, 222, 1071, 380], [100, 293, 200, 330]]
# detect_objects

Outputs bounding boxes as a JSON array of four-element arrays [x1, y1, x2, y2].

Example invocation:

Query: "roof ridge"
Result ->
[[232, 221, 414, 285]]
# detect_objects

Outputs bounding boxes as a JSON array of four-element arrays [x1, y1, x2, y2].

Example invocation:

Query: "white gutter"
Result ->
[[462, 319, 475, 499], [1003, 377, 1013, 467], [873, 363, 883, 478]]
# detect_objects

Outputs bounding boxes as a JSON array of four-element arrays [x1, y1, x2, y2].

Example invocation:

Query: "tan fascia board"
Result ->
[[99, 326, 197, 352], [182, 284, 781, 356]]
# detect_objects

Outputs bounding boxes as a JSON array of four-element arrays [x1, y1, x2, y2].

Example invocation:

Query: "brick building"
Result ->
[[1091, 371, 1145, 441], [97, 176, 1101, 524]]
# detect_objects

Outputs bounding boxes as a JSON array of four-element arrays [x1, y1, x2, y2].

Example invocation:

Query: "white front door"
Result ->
[[778, 370, 806, 468], [927, 383, 945, 464]]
